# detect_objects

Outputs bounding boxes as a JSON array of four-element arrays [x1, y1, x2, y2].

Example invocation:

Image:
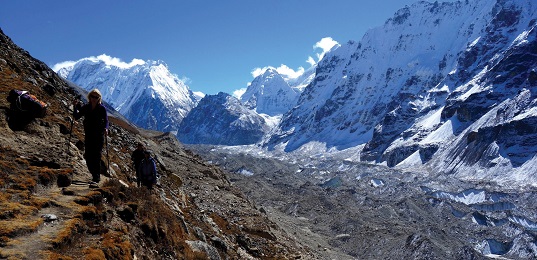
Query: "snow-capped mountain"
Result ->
[[51, 0, 537, 188], [53, 55, 199, 133], [177, 92, 269, 145], [265, 0, 537, 185], [240, 68, 300, 116], [286, 65, 317, 93], [176, 67, 313, 145]]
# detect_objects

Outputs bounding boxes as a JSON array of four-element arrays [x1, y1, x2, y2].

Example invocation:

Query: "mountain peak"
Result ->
[[263, 67, 279, 76], [266, 0, 537, 187], [178, 92, 269, 145], [241, 68, 300, 116], [53, 55, 197, 133]]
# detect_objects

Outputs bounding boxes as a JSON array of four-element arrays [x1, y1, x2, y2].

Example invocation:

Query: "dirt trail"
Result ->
[[0, 148, 114, 260], [0, 109, 167, 259]]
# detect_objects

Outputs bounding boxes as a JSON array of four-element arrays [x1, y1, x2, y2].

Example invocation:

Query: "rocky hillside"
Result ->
[[0, 28, 314, 260]]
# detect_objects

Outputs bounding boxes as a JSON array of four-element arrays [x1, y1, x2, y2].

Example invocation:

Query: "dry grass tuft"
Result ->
[[77, 206, 98, 221], [24, 196, 52, 209], [14, 157, 30, 167], [4, 189, 32, 205], [0, 202, 37, 220], [50, 218, 84, 248], [0, 236, 8, 246], [37, 168, 56, 186], [99, 179, 188, 257], [83, 247, 106, 260], [73, 196, 91, 206], [84, 191, 104, 206], [0, 248, 26, 260], [0, 218, 43, 238], [0, 193, 10, 201], [101, 231, 134, 260], [8, 170, 37, 191], [41, 250, 74, 260], [137, 195, 187, 244]]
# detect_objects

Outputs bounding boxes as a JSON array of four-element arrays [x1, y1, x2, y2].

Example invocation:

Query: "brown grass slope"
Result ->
[[0, 28, 315, 260]]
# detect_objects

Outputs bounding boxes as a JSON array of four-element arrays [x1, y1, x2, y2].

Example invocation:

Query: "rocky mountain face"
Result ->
[[54, 56, 199, 133], [0, 28, 314, 259], [241, 68, 300, 116], [178, 92, 270, 145], [266, 0, 537, 185]]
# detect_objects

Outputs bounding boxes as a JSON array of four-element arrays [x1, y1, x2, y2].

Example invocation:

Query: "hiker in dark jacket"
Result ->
[[138, 150, 157, 189], [73, 89, 109, 184], [131, 142, 145, 186]]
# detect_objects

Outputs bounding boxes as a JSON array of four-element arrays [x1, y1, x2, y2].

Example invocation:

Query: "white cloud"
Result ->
[[52, 60, 77, 72], [308, 37, 340, 65], [306, 56, 316, 67], [192, 91, 205, 99], [315, 37, 339, 53], [251, 67, 266, 78], [276, 64, 305, 80], [250, 37, 339, 80], [52, 54, 146, 72], [251, 65, 305, 81], [238, 37, 340, 95], [233, 88, 247, 99], [92, 54, 146, 68]]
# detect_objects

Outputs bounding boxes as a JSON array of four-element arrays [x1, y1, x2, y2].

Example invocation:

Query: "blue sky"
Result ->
[[1, 0, 441, 95]]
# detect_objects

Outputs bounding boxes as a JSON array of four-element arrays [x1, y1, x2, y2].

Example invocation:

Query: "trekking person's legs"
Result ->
[[105, 135, 110, 175], [85, 135, 104, 183], [142, 179, 153, 190], [65, 117, 74, 158], [136, 168, 141, 187], [84, 149, 101, 182]]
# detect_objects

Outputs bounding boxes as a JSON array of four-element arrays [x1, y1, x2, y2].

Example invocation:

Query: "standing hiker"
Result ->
[[73, 89, 109, 185], [138, 150, 157, 190], [131, 142, 145, 186]]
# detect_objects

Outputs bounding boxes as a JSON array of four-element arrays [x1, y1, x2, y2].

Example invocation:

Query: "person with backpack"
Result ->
[[131, 142, 145, 186], [73, 89, 108, 185], [138, 150, 158, 189]]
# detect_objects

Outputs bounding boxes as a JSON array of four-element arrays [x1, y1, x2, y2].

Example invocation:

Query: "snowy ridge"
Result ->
[[54, 54, 197, 132], [241, 68, 299, 116], [177, 92, 269, 145], [267, 0, 499, 152], [176, 65, 313, 145], [262, 0, 537, 187]]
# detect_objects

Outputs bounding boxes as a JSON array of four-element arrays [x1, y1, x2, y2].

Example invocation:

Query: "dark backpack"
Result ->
[[139, 157, 157, 182], [7, 89, 48, 118]]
